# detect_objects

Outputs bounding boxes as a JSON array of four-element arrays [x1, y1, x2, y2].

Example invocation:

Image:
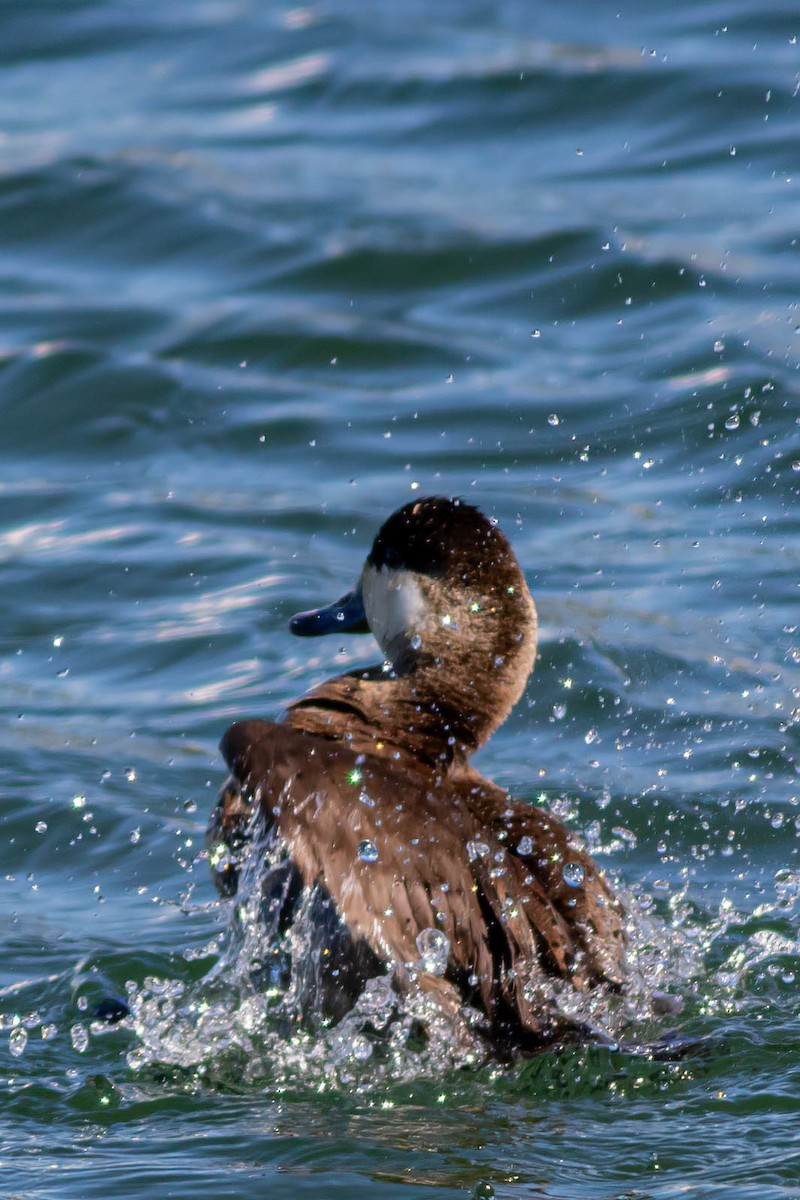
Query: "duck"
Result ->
[[207, 496, 626, 1057]]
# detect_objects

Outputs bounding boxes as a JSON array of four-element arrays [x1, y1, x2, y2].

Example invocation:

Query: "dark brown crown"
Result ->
[[367, 496, 510, 582]]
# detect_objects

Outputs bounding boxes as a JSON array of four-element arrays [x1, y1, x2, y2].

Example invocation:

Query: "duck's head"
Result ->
[[290, 497, 538, 752]]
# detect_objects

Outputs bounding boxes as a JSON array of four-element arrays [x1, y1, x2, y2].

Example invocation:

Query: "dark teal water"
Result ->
[[2, 1, 799, 1196]]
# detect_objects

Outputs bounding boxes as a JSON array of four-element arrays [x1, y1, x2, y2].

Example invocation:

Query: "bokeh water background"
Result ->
[[2, 1, 800, 1196]]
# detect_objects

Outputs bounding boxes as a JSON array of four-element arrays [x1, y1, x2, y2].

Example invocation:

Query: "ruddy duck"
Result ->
[[208, 497, 625, 1056]]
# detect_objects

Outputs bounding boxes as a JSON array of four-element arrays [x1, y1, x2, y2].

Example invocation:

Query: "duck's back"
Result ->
[[213, 717, 624, 1053]]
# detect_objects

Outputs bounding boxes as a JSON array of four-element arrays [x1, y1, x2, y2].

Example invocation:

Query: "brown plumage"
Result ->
[[208, 497, 626, 1056]]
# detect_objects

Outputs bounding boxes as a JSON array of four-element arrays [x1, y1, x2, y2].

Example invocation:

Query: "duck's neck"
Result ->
[[285, 668, 452, 767], [286, 599, 537, 767]]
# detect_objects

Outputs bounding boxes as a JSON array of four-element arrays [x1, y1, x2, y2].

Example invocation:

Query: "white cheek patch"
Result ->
[[362, 565, 429, 656]]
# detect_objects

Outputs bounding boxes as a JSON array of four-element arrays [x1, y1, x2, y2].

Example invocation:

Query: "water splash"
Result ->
[[112, 816, 800, 1091], [1, 853, 796, 1095], [121, 825, 485, 1088]]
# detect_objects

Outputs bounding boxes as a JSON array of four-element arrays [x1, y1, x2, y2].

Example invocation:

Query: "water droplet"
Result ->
[[35, 821, 47, 834], [584, 728, 599, 745], [416, 927, 450, 975], [547, 413, 560, 426], [124, 768, 136, 782], [466, 839, 490, 861], [9, 1028, 27, 1057], [208, 842, 231, 871], [130, 828, 141, 845], [410, 634, 422, 651], [72, 795, 86, 809], [714, 339, 725, 353], [41, 1023, 58, 1041], [562, 862, 585, 888], [357, 840, 378, 863], [725, 413, 740, 430], [70, 1023, 89, 1053], [183, 799, 197, 813], [350, 1033, 373, 1061]]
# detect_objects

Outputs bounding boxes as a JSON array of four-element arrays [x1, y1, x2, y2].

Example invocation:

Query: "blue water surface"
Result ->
[[1, 1, 799, 1197]]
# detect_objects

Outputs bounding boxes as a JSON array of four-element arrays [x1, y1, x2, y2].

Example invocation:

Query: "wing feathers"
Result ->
[[218, 718, 625, 1049]]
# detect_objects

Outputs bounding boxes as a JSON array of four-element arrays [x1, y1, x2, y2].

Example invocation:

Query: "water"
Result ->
[[1, 0, 799, 1195]]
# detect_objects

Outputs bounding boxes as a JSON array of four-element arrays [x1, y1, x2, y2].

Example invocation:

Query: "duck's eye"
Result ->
[[383, 546, 404, 569]]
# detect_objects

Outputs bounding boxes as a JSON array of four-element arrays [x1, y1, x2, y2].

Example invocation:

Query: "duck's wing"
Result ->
[[219, 719, 577, 1046], [454, 771, 627, 989], [220, 719, 499, 978]]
